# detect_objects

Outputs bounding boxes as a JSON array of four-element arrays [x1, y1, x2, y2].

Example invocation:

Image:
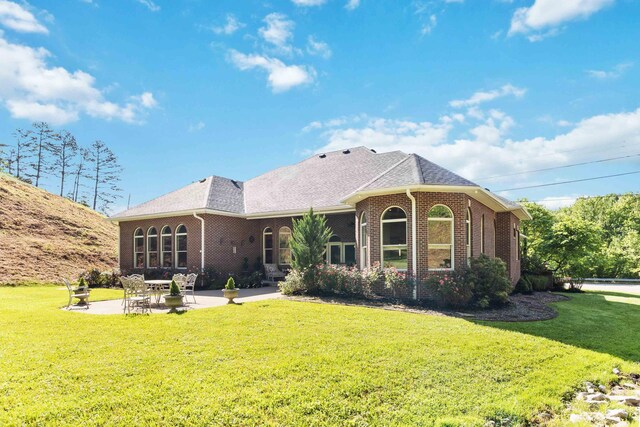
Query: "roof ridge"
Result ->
[[350, 153, 412, 194], [409, 153, 424, 185], [203, 176, 214, 208]]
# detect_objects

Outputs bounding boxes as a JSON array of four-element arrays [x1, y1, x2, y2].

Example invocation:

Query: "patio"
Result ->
[[65, 286, 283, 315]]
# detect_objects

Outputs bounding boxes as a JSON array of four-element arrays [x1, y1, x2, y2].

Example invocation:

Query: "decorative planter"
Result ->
[[222, 288, 239, 304], [164, 294, 184, 312]]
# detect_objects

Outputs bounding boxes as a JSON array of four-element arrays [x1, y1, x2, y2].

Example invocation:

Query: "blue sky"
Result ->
[[0, 0, 639, 212]]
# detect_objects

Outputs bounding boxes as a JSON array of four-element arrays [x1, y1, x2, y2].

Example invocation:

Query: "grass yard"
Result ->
[[0, 287, 638, 426]]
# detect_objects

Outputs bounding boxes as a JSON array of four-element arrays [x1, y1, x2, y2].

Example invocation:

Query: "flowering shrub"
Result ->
[[316, 264, 373, 297], [422, 272, 473, 308], [383, 266, 411, 298]]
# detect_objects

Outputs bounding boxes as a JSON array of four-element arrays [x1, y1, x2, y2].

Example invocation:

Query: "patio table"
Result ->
[[144, 280, 172, 305]]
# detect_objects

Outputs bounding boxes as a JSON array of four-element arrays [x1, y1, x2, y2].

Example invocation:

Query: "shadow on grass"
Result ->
[[473, 292, 640, 362]]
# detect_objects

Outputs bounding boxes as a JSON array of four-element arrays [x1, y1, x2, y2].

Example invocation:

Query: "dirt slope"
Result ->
[[0, 173, 118, 284]]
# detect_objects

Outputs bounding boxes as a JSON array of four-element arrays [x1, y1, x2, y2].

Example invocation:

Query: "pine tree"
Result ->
[[11, 129, 31, 180], [290, 208, 333, 292], [25, 122, 57, 187], [87, 140, 122, 212], [70, 147, 89, 202], [51, 130, 78, 197]]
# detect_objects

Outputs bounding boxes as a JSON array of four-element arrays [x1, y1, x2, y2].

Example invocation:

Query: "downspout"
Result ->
[[406, 189, 417, 300], [193, 212, 205, 272]]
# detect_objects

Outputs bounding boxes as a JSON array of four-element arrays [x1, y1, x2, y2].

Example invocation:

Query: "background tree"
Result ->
[[11, 129, 31, 180], [86, 140, 122, 213], [25, 122, 57, 187], [290, 208, 333, 292], [51, 130, 78, 197], [0, 143, 7, 172], [70, 147, 89, 203]]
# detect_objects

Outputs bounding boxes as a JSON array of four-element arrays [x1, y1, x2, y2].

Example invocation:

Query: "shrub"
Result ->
[[526, 274, 550, 292], [465, 254, 512, 307], [279, 270, 307, 295], [422, 271, 473, 308], [513, 276, 533, 294], [225, 276, 236, 290], [80, 268, 120, 288], [316, 264, 373, 297], [200, 267, 224, 289], [237, 271, 263, 289], [169, 280, 181, 296], [383, 267, 411, 299], [289, 208, 333, 293]]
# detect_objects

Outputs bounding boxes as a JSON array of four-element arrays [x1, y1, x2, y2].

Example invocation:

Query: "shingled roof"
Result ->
[[111, 146, 527, 220]]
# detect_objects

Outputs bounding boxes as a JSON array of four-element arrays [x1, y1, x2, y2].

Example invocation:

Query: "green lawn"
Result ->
[[0, 287, 638, 426]]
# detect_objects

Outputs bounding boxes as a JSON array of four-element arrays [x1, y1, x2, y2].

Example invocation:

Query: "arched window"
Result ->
[[360, 212, 368, 268], [147, 227, 158, 268], [278, 226, 292, 265], [466, 208, 472, 265], [134, 228, 144, 268], [175, 225, 187, 269], [161, 226, 172, 268], [263, 227, 273, 264], [480, 215, 485, 254], [428, 205, 453, 270], [381, 207, 407, 270]]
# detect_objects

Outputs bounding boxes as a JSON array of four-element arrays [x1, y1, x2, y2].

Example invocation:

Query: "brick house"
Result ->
[[110, 147, 530, 296]]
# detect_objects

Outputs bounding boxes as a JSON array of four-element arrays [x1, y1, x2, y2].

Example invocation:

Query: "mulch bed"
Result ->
[[284, 292, 570, 322]]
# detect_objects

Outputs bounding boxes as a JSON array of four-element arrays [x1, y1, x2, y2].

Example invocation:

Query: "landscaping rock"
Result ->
[[605, 416, 622, 424], [611, 386, 628, 395], [569, 413, 586, 423], [609, 396, 640, 406], [585, 393, 609, 403], [614, 368, 621, 375], [614, 422, 629, 427], [599, 384, 608, 392], [606, 409, 628, 420]]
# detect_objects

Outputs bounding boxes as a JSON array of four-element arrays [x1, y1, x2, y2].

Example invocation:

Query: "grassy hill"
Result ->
[[0, 173, 117, 285]]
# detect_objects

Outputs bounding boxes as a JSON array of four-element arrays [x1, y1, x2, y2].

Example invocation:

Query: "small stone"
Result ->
[[609, 395, 640, 406], [569, 414, 584, 423], [587, 387, 596, 393], [606, 409, 628, 419], [611, 386, 627, 395], [586, 392, 609, 402], [605, 416, 622, 424], [585, 381, 595, 389], [614, 422, 629, 427], [576, 392, 589, 400], [483, 421, 495, 427], [614, 368, 622, 375], [599, 384, 608, 392]]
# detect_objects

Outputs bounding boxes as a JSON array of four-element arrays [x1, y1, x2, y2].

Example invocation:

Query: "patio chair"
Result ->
[[183, 273, 198, 304], [264, 264, 286, 283], [121, 274, 145, 306], [121, 275, 150, 314], [63, 278, 90, 309]]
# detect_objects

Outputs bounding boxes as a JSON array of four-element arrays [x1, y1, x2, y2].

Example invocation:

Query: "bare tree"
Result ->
[[0, 143, 7, 172], [51, 130, 78, 197], [70, 147, 89, 203], [86, 140, 122, 212], [11, 129, 31, 180], [25, 122, 58, 187], [6, 148, 16, 175]]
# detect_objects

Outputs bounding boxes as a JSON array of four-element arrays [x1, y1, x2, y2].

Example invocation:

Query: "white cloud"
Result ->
[[135, 0, 160, 12], [449, 84, 526, 108], [587, 62, 632, 79], [259, 13, 294, 54], [345, 0, 360, 10], [212, 14, 244, 35], [188, 121, 205, 132], [291, 0, 327, 6], [227, 50, 315, 93], [538, 196, 580, 210], [0, 33, 156, 125], [509, 0, 614, 40], [306, 36, 332, 59], [421, 14, 437, 35], [0, 0, 48, 33]]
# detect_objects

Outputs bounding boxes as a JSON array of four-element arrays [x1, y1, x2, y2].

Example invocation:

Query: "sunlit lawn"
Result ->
[[0, 287, 638, 426]]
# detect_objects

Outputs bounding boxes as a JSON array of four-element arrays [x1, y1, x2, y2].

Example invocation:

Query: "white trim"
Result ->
[[278, 226, 292, 265], [466, 208, 472, 266], [359, 212, 368, 269], [193, 212, 205, 272], [427, 204, 454, 271], [133, 227, 144, 269], [406, 190, 417, 300], [380, 206, 408, 271], [263, 227, 273, 265], [160, 225, 172, 268], [146, 227, 158, 268]]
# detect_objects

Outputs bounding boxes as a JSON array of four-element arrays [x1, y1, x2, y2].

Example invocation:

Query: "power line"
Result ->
[[479, 153, 640, 181], [496, 170, 640, 192]]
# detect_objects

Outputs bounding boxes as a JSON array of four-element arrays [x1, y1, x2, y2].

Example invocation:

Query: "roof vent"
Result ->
[[342, 149, 351, 154], [319, 154, 326, 158], [484, 188, 490, 192], [370, 149, 377, 153], [199, 178, 207, 183]]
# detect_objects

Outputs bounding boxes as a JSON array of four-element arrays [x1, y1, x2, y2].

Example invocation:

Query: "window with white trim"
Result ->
[[278, 226, 292, 265], [326, 236, 357, 265], [466, 208, 472, 265], [428, 205, 453, 270], [147, 227, 158, 268], [381, 207, 407, 270], [263, 227, 273, 264], [175, 225, 187, 269], [134, 228, 144, 268], [480, 214, 485, 254], [161, 226, 172, 268], [360, 212, 368, 268]]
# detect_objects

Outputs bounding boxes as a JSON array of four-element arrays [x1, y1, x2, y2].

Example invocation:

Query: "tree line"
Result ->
[[0, 122, 122, 214], [520, 194, 640, 278]]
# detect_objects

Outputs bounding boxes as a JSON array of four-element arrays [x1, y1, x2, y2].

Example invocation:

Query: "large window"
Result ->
[[428, 205, 453, 270], [360, 212, 368, 268], [326, 235, 356, 265], [147, 227, 158, 268], [466, 208, 472, 265], [161, 226, 172, 268], [175, 224, 187, 269], [263, 227, 273, 264], [134, 228, 144, 268], [279, 226, 292, 265], [381, 207, 407, 270]]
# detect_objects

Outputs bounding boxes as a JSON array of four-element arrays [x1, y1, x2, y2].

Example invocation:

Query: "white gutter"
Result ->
[[193, 212, 205, 272], [406, 189, 417, 300]]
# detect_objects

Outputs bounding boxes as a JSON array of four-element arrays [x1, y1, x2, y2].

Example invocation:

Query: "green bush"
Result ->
[[422, 271, 473, 308], [80, 269, 120, 288], [513, 276, 533, 294], [316, 264, 374, 297], [278, 270, 307, 295], [526, 274, 550, 291], [465, 254, 512, 307], [237, 272, 263, 289], [169, 280, 181, 296], [225, 276, 236, 290]]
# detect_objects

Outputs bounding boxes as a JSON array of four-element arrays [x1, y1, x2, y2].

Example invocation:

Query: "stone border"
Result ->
[[284, 292, 570, 322]]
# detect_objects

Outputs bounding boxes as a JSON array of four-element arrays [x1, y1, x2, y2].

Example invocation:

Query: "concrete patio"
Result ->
[[67, 286, 283, 315]]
